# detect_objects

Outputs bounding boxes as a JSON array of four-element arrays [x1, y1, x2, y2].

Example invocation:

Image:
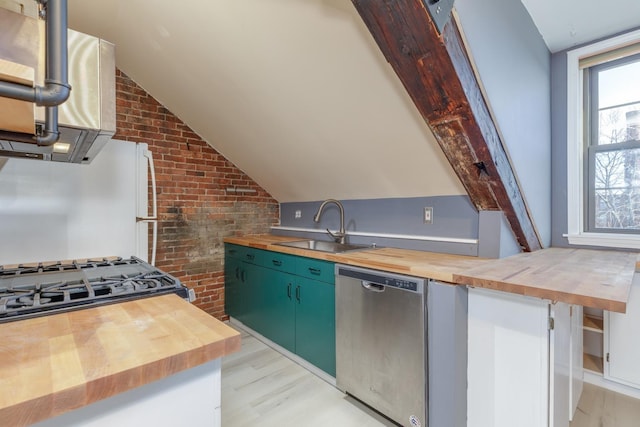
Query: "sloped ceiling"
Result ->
[[65, 1, 637, 203], [521, 0, 640, 52], [66, 0, 466, 203]]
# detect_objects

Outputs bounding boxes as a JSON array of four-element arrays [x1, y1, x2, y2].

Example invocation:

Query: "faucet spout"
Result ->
[[313, 199, 346, 244]]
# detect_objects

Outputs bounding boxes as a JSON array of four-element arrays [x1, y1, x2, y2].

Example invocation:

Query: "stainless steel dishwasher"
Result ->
[[335, 264, 468, 427]]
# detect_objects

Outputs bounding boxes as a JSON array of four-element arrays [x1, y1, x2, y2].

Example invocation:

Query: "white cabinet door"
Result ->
[[605, 273, 640, 388], [569, 305, 584, 420], [550, 302, 571, 427], [468, 289, 578, 427], [468, 288, 550, 427]]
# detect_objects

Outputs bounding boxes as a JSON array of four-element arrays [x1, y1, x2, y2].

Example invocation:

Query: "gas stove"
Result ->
[[0, 257, 195, 323]]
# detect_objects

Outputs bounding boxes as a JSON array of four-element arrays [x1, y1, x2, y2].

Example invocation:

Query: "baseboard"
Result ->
[[584, 369, 640, 400], [227, 317, 337, 387]]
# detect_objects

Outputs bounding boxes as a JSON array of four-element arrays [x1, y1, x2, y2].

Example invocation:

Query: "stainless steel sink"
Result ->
[[274, 240, 371, 253]]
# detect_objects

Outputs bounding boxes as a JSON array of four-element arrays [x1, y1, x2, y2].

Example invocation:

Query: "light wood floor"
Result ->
[[222, 327, 640, 427], [221, 328, 396, 427], [571, 382, 640, 427]]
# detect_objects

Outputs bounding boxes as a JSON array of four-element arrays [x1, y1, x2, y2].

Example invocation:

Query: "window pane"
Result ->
[[599, 60, 640, 109], [597, 57, 640, 145], [594, 148, 640, 229], [598, 104, 640, 145]]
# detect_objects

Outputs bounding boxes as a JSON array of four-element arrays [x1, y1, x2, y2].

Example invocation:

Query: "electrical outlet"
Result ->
[[423, 207, 433, 224], [295, 210, 302, 219]]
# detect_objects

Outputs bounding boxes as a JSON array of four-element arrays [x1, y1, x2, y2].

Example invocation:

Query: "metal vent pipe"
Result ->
[[0, 0, 70, 145]]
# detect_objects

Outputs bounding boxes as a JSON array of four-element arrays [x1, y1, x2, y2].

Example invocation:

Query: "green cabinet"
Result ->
[[224, 244, 264, 329], [224, 243, 336, 376], [261, 267, 296, 353], [224, 254, 241, 317], [294, 276, 336, 376], [291, 257, 336, 376]]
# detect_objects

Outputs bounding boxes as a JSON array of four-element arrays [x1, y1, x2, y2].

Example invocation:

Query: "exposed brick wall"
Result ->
[[114, 69, 279, 320]]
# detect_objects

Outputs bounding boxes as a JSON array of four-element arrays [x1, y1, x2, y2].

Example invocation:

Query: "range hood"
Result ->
[[0, 6, 115, 163]]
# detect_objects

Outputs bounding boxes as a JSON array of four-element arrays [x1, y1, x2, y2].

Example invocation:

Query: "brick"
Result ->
[[114, 69, 279, 321]]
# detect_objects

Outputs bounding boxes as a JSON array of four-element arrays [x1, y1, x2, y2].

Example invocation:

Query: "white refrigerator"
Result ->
[[0, 139, 156, 265]]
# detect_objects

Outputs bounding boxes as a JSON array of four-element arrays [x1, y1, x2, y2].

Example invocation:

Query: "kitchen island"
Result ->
[[0, 294, 240, 427]]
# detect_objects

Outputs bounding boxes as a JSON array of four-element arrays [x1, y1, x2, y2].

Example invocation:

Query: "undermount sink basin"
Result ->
[[275, 240, 371, 253]]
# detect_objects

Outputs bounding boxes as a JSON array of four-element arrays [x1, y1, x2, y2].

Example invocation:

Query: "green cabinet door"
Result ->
[[295, 276, 336, 376], [224, 244, 245, 318], [225, 245, 265, 328], [224, 255, 242, 317], [261, 268, 296, 353], [238, 260, 263, 330]]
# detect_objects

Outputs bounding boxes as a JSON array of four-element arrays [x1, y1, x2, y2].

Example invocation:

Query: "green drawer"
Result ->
[[225, 243, 243, 259], [242, 247, 264, 265], [263, 251, 297, 272], [295, 257, 334, 284]]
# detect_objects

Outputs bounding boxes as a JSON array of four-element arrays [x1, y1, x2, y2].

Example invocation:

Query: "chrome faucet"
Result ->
[[313, 199, 346, 244]]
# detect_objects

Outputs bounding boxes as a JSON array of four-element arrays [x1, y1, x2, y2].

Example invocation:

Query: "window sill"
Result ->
[[564, 232, 640, 250]]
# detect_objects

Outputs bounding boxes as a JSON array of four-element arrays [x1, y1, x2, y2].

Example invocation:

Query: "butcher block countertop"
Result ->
[[0, 294, 240, 427], [225, 235, 639, 313]]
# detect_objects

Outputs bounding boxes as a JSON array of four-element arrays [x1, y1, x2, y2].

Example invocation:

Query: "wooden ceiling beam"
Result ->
[[351, 0, 541, 252]]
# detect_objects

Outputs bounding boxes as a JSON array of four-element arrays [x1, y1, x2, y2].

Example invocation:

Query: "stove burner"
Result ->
[[0, 257, 193, 323]]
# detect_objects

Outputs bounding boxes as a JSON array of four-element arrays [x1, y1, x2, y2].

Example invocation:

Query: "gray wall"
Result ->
[[278, 197, 522, 257], [455, 0, 552, 247], [277, 196, 481, 256], [550, 50, 570, 247]]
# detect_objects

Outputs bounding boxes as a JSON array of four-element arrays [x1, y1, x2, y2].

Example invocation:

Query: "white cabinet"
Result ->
[[605, 273, 640, 389], [570, 305, 584, 420], [550, 302, 570, 427], [468, 288, 581, 427], [32, 359, 222, 427]]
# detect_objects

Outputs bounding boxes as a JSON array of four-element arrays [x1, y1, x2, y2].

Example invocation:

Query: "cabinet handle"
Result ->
[[229, 249, 237, 255], [287, 283, 292, 299], [241, 271, 245, 282], [308, 267, 321, 276], [235, 266, 240, 280], [246, 254, 255, 261], [272, 259, 282, 267], [296, 285, 301, 302]]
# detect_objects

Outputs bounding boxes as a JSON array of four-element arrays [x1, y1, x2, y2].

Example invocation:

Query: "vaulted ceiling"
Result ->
[[64, 0, 638, 204], [67, 0, 466, 203], [521, 0, 640, 52]]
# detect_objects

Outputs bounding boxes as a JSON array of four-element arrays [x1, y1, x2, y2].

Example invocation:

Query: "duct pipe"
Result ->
[[0, 0, 69, 145], [0, 0, 71, 106], [37, 106, 61, 144]]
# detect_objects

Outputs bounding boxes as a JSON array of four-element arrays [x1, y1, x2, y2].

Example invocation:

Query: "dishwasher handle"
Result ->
[[361, 281, 385, 292]]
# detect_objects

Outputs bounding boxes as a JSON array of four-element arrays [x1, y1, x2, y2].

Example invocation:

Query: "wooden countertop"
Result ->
[[225, 235, 639, 313], [0, 294, 241, 427], [453, 248, 637, 313]]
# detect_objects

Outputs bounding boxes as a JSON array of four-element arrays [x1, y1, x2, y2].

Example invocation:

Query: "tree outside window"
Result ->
[[587, 55, 640, 232]]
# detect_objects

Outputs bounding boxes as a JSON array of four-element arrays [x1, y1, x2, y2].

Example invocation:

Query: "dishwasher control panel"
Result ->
[[336, 265, 425, 293]]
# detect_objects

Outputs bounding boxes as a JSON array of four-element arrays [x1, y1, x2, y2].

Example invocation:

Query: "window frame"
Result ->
[[566, 29, 640, 249], [585, 54, 640, 233]]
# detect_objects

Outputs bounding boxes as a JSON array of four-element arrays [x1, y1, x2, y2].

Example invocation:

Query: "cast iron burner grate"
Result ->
[[0, 257, 193, 323]]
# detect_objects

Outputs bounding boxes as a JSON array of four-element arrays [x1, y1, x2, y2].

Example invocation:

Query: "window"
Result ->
[[585, 53, 640, 232], [566, 30, 640, 249]]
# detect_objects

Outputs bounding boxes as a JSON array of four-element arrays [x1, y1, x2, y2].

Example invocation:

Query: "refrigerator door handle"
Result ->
[[136, 145, 158, 265]]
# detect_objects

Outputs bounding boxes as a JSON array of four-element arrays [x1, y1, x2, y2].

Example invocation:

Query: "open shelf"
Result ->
[[583, 310, 604, 376], [583, 313, 604, 333], [584, 352, 604, 374]]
